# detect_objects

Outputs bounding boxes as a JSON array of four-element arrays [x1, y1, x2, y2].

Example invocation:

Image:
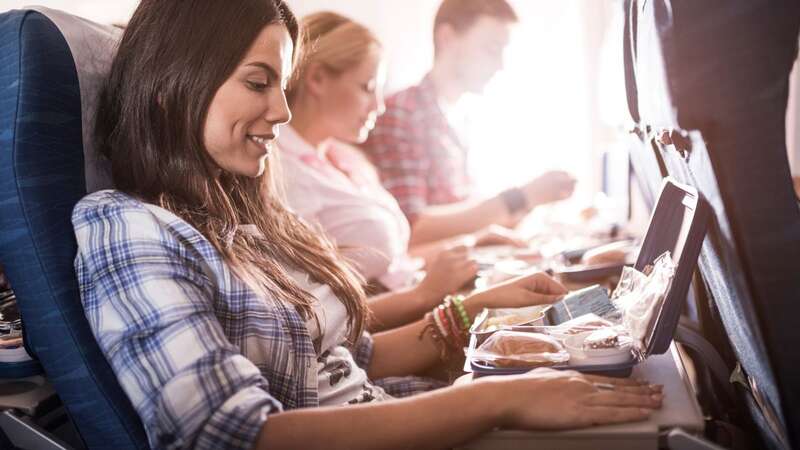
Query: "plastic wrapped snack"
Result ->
[[472, 331, 570, 368], [583, 328, 621, 350], [611, 251, 676, 356], [563, 328, 633, 365], [545, 313, 615, 340]]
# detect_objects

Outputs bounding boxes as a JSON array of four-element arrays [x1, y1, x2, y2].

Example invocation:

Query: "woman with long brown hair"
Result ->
[[75, 1, 662, 448]]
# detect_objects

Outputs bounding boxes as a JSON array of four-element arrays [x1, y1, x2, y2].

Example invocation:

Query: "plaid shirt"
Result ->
[[72, 190, 377, 450], [363, 74, 471, 223]]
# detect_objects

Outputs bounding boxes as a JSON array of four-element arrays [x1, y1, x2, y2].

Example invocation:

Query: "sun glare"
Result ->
[[462, 2, 595, 203]]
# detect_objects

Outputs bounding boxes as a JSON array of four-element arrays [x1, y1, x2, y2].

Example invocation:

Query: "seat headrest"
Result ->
[[28, 6, 122, 192]]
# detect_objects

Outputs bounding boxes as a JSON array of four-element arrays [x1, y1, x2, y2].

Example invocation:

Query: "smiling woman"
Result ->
[[203, 26, 293, 178], [92, 0, 371, 340]]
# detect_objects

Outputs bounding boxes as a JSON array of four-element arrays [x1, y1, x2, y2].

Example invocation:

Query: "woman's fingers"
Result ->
[[526, 292, 564, 305], [458, 262, 479, 277], [528, 273, 568, 295], [583, 375, 648, 386], [582, 406, 652, 426], [583, 375, 663, 394], [604, 384, 660, 395], [493, 284, 564, 307], [584, 391, 663, 409]]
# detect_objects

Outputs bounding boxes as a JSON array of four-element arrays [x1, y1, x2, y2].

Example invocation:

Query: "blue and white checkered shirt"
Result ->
[[72, 190, 377, 450]]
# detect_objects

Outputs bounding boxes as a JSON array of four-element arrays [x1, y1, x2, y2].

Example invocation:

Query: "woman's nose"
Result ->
[[266, 89, 292, 125]]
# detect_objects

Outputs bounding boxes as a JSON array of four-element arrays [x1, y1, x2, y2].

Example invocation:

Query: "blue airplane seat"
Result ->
[[0, 7, 149, 449]]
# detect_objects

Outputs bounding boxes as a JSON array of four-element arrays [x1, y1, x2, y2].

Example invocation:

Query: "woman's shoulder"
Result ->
[[72, 190, 147, 223], [72, 190, 188, 243], [75, 189, 140, 207]]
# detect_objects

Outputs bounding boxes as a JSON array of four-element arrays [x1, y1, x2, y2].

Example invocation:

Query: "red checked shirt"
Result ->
[[363, 75, 471, 223]]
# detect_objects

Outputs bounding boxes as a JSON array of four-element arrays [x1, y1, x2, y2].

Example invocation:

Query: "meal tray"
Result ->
[[468, 178, 710, 377]]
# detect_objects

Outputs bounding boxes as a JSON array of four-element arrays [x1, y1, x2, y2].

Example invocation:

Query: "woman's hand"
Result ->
[[481, 369, 663, 430], [464, 271, 567, 317], [417, 246, 479, 304]]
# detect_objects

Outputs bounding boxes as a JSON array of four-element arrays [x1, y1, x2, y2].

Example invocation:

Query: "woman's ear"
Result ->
[[303, 62, 330, 98]]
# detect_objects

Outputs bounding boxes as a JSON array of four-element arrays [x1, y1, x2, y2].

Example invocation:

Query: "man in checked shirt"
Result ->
[[364, 0, 576, 248]]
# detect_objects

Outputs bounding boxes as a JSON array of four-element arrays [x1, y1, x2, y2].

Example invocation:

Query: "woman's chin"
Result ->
[[251, 158, 268, 177], [331, 128, 370, 146], [235, 157, 267, 178]]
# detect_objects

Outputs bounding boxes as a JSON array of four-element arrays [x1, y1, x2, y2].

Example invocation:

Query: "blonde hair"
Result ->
[[288, 11, 381, 104]]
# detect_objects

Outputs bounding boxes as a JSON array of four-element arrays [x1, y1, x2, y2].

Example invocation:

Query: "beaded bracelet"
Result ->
[[420, 296, 473, 360], [447, 301, 468, 345], [432, 306, 450, 339], [442, 300, 461, 336], [447, 295, 472, 331]]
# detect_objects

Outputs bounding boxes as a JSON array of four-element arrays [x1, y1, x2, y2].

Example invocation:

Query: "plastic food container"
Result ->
[[470, 305, 549, 345]]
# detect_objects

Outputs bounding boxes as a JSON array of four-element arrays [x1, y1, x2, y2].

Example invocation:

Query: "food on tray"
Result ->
[[477, 305, 548, 332], [491, 333, 560, 356], [613, 252, 676, 354], [484, 314, 524, 329], [556, 313, 614, 336], [582, 328, 620, 350], [563, 329, 633, 366], [545, 313, 616, 342], [562, 321, 610, 335], [474, 331, 570, 368]]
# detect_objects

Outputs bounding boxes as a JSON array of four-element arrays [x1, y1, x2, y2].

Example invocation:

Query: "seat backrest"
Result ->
[[0, 8, 149, 449], [624, 1, 800, 448]]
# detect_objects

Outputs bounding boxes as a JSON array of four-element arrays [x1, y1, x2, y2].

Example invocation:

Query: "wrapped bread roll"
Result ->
[[475, 331, 569, 368], [492, 333, 559, 355]]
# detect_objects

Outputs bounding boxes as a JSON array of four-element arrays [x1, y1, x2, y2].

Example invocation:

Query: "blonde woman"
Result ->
[[75, 1, 662, 449], [279, 13, 527, 328]]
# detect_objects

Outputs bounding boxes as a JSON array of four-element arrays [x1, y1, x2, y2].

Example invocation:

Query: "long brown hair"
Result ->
[[95, 0, 368, 342]]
